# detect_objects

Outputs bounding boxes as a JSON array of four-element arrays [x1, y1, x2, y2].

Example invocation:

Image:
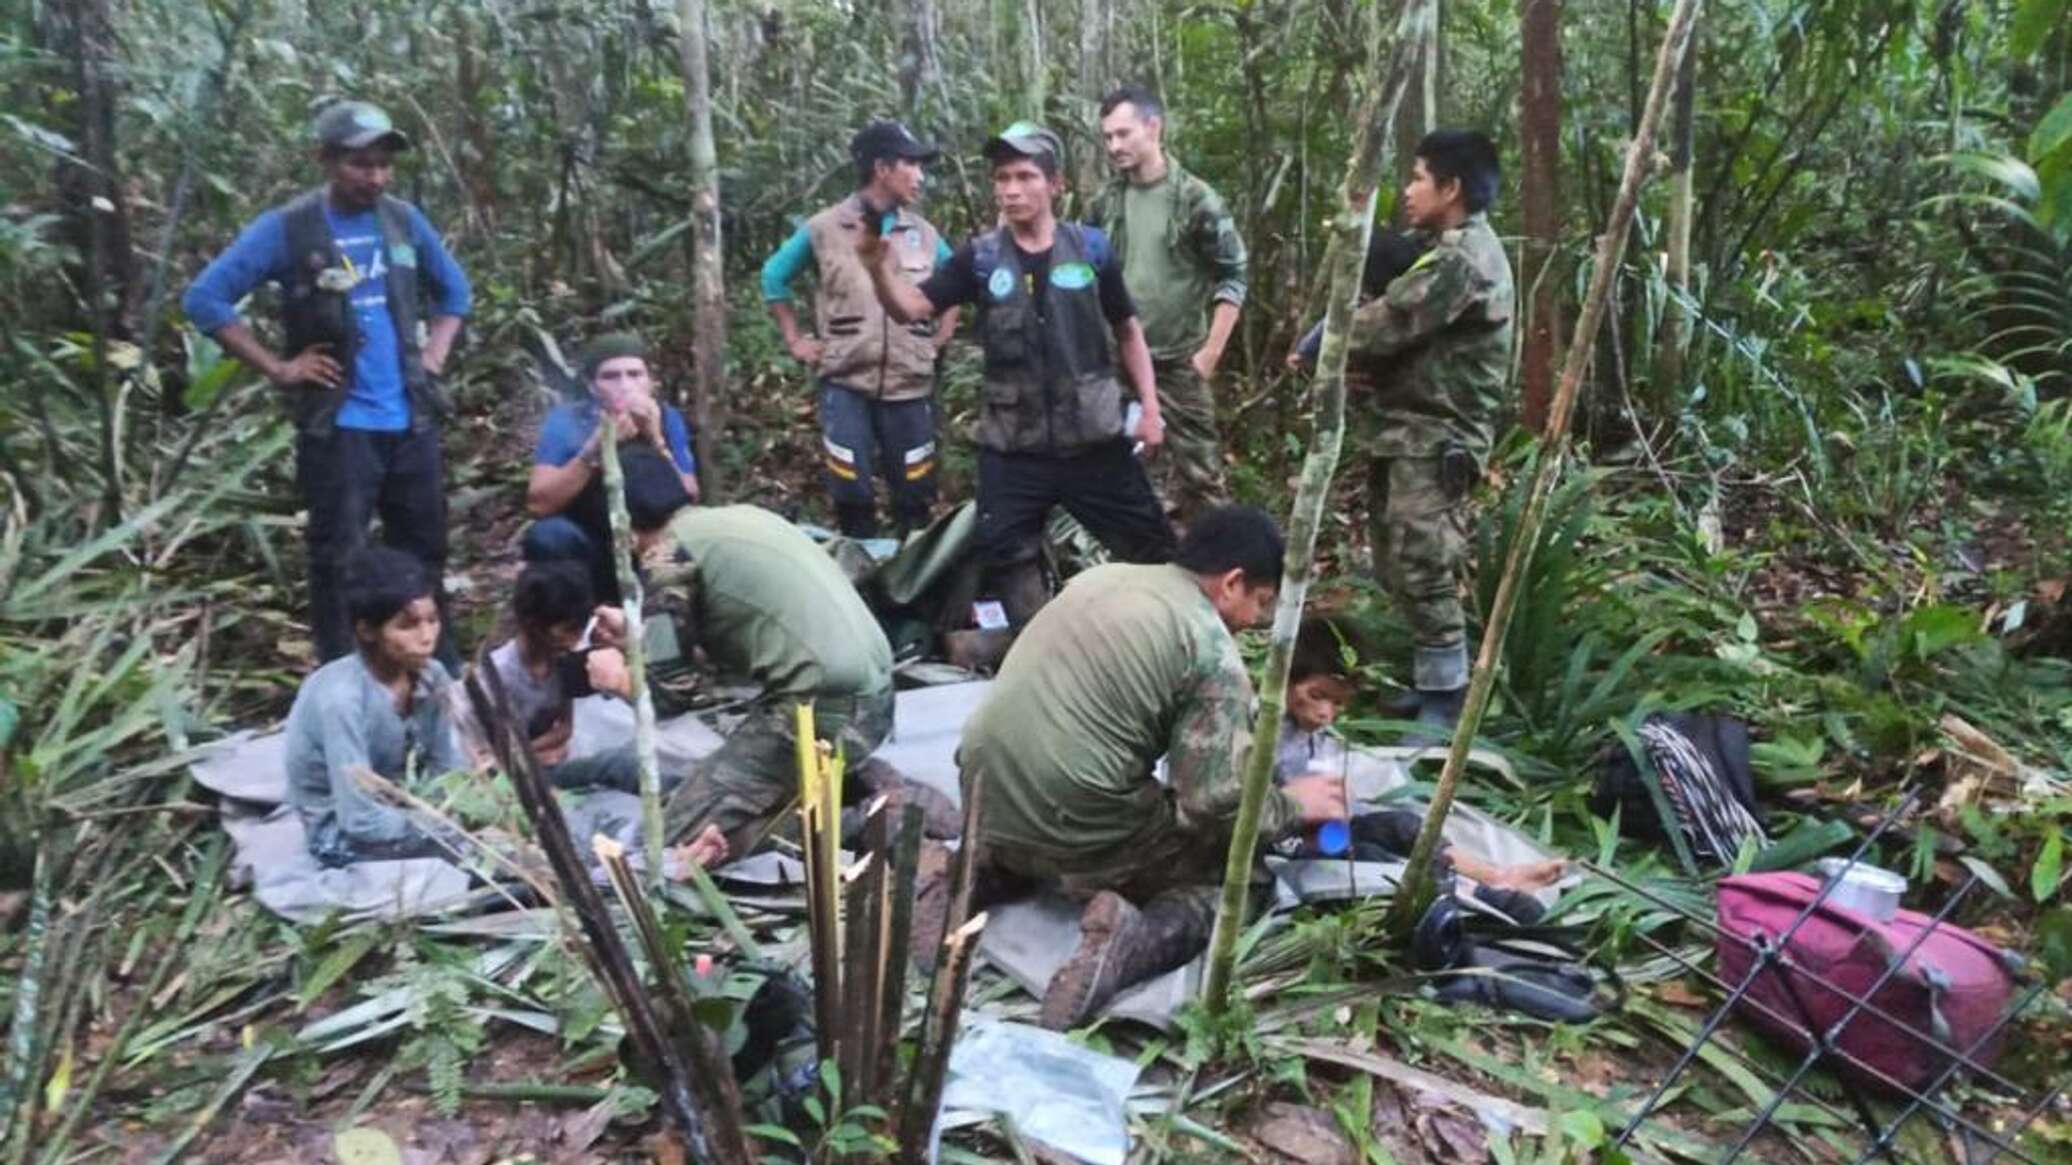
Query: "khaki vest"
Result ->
[[804, 194, 942, 401]]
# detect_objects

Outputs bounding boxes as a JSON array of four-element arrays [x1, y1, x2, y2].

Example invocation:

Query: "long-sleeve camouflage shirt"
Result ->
[[1086, 155, 1249, 360], [640, 505, 893, 716], [1347, 212, 1515, 458], [961, 562, 1302, 860]]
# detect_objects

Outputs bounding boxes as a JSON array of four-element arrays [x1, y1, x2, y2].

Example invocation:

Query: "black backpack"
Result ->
[[1593, 712, 1768, 871]]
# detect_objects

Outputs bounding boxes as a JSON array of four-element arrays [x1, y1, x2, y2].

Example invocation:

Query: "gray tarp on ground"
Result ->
[[196, 680, 1568, 1031]]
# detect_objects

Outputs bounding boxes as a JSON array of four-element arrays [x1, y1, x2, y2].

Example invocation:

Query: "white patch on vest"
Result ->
[[987, 266, 1015, 300]]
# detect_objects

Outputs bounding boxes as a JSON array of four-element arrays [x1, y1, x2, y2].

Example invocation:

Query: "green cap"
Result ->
[[580, 332, 650, 382], [313, 100, 411, 153], [983, 122, 1064, 168]]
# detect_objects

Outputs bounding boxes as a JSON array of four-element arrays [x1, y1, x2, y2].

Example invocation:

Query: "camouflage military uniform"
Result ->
[[957, 562, 1301, 932], [639, 505, 896, 854], [1088, 157, 1249, 524], [1347, 212, 1514, 692]]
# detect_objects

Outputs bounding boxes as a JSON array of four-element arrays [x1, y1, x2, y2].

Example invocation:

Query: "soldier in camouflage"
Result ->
[[1089, 86, 1250, 525], [1345, 130, 1514, 736], [947, 506, 1345, 1029], [582, 455, 897, 858]]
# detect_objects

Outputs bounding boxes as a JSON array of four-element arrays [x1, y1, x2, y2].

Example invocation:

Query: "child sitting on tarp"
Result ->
[[284, 546, 467, 866], [476, 561, 731, 873], [484, 561, 640, 793], [1276, 616, 1564, 914]]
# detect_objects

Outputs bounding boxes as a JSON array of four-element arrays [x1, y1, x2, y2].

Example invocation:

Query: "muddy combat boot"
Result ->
[[1040, 892, 1209, 1031], [847, 756, 962, 840], [1402, 643, 1470, 749]]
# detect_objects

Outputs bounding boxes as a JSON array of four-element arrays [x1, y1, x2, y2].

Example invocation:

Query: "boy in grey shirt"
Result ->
[[284, 546, 463, 865]]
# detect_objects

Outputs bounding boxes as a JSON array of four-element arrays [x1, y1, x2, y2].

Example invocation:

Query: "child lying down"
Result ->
[[1276, 616, 1565, 919], [286, 547, 726, 875]]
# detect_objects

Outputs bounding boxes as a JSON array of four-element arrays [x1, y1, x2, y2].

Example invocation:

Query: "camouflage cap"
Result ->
[[982, 122, 1064, 169], [313, 101, 411, 153]]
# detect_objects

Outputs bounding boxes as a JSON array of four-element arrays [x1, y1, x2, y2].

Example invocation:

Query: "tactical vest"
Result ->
[[971, 224, 1125, 455], [280, 189, 439, 435], [804, 195, 942, 401]]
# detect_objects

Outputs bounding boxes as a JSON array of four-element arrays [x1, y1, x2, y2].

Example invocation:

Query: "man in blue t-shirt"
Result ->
[[182, 100, 472, 665], [522, 333, 699, 602]]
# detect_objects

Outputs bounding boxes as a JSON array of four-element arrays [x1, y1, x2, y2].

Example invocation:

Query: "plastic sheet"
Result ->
[[939, 1019, 1142, 1165]]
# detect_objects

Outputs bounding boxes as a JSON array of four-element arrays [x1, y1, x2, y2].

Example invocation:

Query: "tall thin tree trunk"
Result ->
[[1076, 0, 1109, 192], [902, 0, 944, 119], [678, 0, 726, 496], [1653, 12, 1698, 395], [1202, 0, 1440, 1016], [1385, 0, 1705, 940], [1021, 0, 1047, 117], [1519, 0, 1564, 433]]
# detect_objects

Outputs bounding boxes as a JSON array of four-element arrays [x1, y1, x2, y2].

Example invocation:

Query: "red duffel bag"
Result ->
[[1714, 872, 2019, 1094]]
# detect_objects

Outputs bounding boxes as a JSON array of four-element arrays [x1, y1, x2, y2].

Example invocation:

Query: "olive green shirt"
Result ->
[[962, 562, 1300, 859], [1088, 157, 1249, 361], [642, 505, 893, 713], [1348, 212, 1515, 458]]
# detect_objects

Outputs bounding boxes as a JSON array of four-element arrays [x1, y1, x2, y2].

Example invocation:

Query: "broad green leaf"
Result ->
[[1959, 855, 2013, 899], [2034, 828, 2065, 903], [2032, 92, 2072, 166], [2012, 0, 2072, 59]]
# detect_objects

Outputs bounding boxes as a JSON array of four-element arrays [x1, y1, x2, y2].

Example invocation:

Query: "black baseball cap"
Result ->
[[314, 101, 412, 153], [850, 121, 939, 167]]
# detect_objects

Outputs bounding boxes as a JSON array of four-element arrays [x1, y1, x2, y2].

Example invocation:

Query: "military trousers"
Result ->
[[1147, 359, 1228, 524], [970, 807, 1270, 940], [663, 685, 895, 856], [1368, 452, 1475, 691]]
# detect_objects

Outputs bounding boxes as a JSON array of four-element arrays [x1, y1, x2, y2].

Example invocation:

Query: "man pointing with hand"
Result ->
[[857, 122, 1176, 625]]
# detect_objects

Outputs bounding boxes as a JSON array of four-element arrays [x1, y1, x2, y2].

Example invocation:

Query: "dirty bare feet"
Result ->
[[1485, 858, 1566, 891], [664, 824, 729, 879]]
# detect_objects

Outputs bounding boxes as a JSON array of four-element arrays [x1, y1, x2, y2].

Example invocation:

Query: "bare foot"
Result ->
[[1486, 858, 1567, 891], [665, 824, 729, 879]]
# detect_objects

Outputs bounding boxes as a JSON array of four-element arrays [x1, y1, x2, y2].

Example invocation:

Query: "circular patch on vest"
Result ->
[[986, 267, 1015, 300], [1049, 261, 1096, 290]]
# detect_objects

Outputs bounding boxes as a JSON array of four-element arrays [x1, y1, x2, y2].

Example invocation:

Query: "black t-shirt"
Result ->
[[919, 231, 1136, 325]]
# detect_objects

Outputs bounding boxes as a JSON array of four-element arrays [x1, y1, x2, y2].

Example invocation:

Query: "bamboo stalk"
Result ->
[[872, 803, 925, 1106], [897, 913, 988, 1163], [1384, 0, 1705, 939], [599, 423, 666, 887], [0, 837, 53, 1154], [463, 663, 743, 1162], [594, 835, 754, 1155], [838, 851, 881, 1101], [1203, 0, 1439, 1015]]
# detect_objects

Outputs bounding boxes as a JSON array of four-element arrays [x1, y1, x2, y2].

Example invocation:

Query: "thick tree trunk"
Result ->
[[1385, 0, 1705, 940], [1519, 0, 1564, 433], [1021, 0, 1047, 117], [1653, 14, 1699, 395], [1202, 0, 1441, 1016], [679, 0, 727, 496]]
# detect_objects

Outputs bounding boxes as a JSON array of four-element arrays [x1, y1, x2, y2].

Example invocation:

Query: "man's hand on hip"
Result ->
[[787, 335, 825, 365], [272, 343, 343, 389]]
